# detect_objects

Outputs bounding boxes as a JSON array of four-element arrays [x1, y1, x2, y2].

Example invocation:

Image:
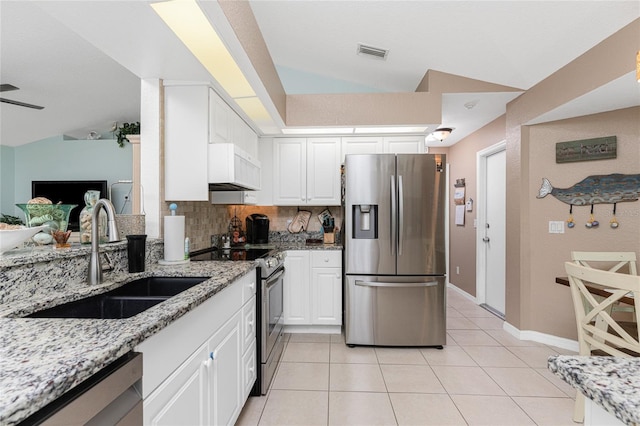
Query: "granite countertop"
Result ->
[[0, 242, 341, 424], [0, 260, 256, 425], [276, 241, 343, 251], [548, 355, 640, 425]]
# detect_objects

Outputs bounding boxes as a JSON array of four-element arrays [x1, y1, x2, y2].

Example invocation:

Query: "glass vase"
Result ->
[[79, 190, 107, 244]]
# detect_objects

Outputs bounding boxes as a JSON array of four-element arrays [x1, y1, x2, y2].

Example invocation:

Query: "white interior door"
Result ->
[[484, 149, 506, 315], [476, 142, 506, 317]]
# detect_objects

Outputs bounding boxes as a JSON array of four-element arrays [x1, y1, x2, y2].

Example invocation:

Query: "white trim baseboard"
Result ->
[[503, 322, 579, 352], [447, 283, 478, 304], [447, 283, 579, 352]]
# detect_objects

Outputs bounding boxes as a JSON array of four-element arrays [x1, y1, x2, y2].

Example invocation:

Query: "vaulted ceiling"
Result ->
[[1, 1, 638, 148]]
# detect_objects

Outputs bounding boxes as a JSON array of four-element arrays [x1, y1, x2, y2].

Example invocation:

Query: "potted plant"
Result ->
[[113, 121, 140, 148]]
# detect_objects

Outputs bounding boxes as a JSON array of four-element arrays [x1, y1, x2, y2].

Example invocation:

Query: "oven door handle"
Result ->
[[265, 267, 285, 288]]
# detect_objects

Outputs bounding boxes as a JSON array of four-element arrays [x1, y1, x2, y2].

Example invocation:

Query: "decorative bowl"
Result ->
[[0, 225, 48, 253], [16, 203, 77, 235]]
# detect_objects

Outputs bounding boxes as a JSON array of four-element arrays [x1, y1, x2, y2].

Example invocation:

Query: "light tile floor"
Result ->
[[237, 289, 577, 425]]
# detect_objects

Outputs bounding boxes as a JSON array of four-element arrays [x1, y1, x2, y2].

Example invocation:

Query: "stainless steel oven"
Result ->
[[189, 246, 286, 396], [259, 263, 285, 395]]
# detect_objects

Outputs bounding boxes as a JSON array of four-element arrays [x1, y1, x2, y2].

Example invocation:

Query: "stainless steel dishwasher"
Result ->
[[20, 352, 143, 425]]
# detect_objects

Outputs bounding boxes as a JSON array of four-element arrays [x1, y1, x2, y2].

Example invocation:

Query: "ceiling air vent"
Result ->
[[357, 43, 388, 60]]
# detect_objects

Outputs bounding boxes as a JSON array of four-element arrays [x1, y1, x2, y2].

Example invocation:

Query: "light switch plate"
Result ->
[[549, 221, 565, 234]]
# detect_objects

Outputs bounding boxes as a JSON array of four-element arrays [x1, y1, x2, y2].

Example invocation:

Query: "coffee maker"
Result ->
[[246, 214, 269, 244]]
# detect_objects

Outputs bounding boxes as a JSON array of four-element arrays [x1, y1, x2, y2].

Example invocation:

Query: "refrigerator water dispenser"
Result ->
[[352, 204, 378, 239]]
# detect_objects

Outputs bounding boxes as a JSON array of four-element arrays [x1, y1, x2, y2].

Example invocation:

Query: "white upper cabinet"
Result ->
[[273, 138, 307, 205], [273, 137, 341, 206], [382, 135, 425, 154], [209, 88, 231, 144], [341, 136, 383, 162], [165, 84, 260, 200], [341, 136, 424, 162], [164, 85, 210, 201], [210, 88, 258, 159], [255, 137, 274, 206], [307, 138, 341, 205]]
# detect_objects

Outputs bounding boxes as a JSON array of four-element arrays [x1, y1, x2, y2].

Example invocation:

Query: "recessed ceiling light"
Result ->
[[282, 127, 355, 135]]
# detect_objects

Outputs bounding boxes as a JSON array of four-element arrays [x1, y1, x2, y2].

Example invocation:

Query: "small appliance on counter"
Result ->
[[246, 214, 269, 244]]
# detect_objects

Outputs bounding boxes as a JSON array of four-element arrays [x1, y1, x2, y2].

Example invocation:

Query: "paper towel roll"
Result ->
[[164, 215, 185, 262]]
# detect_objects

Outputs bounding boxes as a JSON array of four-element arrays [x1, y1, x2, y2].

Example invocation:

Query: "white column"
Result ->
[[140, 78, 162, 238]]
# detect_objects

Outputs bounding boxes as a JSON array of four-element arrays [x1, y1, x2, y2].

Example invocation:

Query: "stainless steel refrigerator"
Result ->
[[344, 153, 447, 347]]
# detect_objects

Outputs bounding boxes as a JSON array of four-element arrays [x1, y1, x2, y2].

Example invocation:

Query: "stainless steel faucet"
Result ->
[[87, 198, 121, 285]]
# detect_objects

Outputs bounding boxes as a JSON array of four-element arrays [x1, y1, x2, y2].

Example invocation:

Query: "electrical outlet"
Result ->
[[549, 221, 565, 234], [456, 266, 460, 275]]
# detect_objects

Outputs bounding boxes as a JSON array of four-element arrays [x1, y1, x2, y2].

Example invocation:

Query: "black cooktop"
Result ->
[[189, 247, 272, 262]]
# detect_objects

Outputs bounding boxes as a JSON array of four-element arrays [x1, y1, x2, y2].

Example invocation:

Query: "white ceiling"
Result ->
[[0, 1, 638, 148]]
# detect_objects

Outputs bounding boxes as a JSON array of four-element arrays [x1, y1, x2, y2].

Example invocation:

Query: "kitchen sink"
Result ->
[[25, 276, 209, 319], [107, 276, 209, 298]]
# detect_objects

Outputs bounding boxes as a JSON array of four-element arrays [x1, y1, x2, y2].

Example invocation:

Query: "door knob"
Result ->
[[482, 237, 490, 242]]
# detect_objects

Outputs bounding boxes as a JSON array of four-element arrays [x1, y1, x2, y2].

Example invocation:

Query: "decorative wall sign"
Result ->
[[537, 173, 640, 205], [555, 136, 617, 163]]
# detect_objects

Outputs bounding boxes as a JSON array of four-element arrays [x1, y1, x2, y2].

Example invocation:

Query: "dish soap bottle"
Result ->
[[79, 190, 107, 244]]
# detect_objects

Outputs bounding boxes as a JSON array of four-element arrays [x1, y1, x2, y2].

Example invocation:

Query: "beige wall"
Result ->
[[505, 18, 639, 331], [447, 116, 507, 295], [525, 107, 640, 339]]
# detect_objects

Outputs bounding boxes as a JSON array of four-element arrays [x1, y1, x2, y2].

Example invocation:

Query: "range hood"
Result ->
[[208, 144, 261, 191]]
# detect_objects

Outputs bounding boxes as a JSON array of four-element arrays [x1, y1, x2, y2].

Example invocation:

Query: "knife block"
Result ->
[[323, 232, 335, 244]]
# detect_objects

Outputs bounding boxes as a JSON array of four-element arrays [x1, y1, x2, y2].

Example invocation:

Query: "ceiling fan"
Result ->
[[0, 84, 44, 110]]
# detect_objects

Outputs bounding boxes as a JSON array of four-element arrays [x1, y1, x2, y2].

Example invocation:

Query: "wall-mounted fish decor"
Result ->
[[537, 173, 640, 206]]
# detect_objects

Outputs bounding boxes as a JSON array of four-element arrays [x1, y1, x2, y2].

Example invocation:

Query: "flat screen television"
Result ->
[[32, 180, 108, 232]]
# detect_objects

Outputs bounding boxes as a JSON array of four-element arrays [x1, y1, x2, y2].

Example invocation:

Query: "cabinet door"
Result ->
[[256, 137, 274, 206], [164, 85, 210, 201], [144, 344, 208, 425], [383, 136, 425, 154], [208, 311, 243, 426], [341, 136, 383, 162], [311, 267, 342, 325], [273, 138, 307, 205], [210, 88, 231, 144], [283, 250, 311, 325], [242, 340, 257, 401], [307, 137, 341, 206]]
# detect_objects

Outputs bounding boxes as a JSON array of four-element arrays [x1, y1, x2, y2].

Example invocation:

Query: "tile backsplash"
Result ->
[[161, 201, 343, 250]]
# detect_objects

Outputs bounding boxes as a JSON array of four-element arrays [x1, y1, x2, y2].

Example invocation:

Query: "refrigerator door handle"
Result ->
[[390, 174, 396, 256], [355, 280, 439, 288], [398, 175, 404, 256]]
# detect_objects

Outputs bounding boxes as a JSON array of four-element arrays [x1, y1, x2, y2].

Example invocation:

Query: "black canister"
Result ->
[[126, 234, 147, 272]]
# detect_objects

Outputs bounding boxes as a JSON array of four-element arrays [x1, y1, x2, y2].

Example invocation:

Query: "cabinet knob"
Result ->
[[324, 258, 329, 262], [203, 358, 212, 368]]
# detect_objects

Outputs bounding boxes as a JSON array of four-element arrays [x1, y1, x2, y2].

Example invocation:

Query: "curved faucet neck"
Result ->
[[87, 198, 121, 285]]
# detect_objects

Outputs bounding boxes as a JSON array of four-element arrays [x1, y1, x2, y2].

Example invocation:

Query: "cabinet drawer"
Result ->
[[311, 250, 342, 268], [242, 295, 256, 352], [241, 270, 257, 305]]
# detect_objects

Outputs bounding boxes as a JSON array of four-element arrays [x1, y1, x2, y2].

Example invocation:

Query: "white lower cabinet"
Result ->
[[143, 343, 208, 425], [283, 250, 342, 330], [136, 272, 257, 425]]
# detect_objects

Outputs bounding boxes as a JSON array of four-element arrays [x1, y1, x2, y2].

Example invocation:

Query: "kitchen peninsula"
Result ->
[[549, 355, 640, 425], [0, 235, 343, 425], [0, 242, 256, 425]]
